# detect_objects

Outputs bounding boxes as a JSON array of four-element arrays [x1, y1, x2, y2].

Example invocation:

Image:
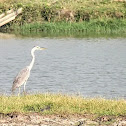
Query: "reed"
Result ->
[[11, 19, 126, 35]]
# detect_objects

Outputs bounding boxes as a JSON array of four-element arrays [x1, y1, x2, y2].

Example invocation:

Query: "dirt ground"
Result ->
[[0, 112, 126, 126]]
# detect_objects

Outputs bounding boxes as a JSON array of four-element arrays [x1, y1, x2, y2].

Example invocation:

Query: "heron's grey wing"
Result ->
[[12, 67, 30, 91]]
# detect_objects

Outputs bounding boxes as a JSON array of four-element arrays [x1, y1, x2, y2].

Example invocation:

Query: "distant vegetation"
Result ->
[[1, 0, 126, 35]]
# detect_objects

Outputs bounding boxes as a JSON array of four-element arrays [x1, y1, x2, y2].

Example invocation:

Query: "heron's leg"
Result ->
[[24, 82, 26, 91], [23, 82, 27, 95], [18, 87, 20, 96]]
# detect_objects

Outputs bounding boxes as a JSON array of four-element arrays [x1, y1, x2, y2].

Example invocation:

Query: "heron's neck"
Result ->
[[29, 49, 35, 71]]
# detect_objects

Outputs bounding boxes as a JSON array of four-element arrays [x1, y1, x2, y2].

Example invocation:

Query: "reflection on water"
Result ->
[[17, 31, 126, 39], [0, 34, 126, 98]]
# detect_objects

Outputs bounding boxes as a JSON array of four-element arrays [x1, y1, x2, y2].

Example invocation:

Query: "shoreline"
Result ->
[[1, 19, 126, 33], [1, 21, 126, 38], [0, 112, 126, 126]]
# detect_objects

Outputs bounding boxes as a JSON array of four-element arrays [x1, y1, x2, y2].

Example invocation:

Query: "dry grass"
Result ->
[[0, 93, 126, 116]]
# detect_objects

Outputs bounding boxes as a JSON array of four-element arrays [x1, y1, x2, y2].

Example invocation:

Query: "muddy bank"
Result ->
[[0, 112, 126, 126], [0, 32, 16, 39]]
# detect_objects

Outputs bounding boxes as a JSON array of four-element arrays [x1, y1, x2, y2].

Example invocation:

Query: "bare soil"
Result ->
[[0, 112, 126, 126]]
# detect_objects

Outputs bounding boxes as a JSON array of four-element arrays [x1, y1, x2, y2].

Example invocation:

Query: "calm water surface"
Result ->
[[0, 35, 126, 98]]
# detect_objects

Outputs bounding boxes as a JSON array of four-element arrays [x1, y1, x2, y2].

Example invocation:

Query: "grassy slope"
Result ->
[[0, 93, 126, 116], [1, 0, 126, 34]]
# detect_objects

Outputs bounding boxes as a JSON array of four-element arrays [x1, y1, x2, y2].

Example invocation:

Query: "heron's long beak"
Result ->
[[40, 47, 46, 50]]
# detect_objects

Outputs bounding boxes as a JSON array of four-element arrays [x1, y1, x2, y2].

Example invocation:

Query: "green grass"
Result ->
[[0, 93, 126, 116], [8, 19, 126, 37], [20, 19, 126, 33], [1, 0, 126, 35]]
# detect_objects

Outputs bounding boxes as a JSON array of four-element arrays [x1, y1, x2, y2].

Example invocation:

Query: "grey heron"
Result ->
[[12, 46, 46, 95]]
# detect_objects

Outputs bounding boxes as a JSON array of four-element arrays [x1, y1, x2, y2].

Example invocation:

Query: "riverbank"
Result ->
[[2, 20, 126, 38], [5, 19, 126, 35], [1, 112, 126, 126], [1, 0, 126, 35], [0, 93, 126, 125], [1, 93, 126, 115]]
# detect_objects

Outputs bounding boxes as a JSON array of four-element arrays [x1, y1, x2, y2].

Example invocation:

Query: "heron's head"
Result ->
[[33, 46, 46, 51]]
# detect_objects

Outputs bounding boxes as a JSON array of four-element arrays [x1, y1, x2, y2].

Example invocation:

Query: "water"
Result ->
[[0, 34, 126, 98]]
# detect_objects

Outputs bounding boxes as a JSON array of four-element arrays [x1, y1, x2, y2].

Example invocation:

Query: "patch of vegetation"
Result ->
[[0, 93, 126, 116], [1, 0, 126, 34], [4, 19, 126, 37]]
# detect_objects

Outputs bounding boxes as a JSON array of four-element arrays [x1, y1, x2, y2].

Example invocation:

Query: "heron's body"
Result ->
[[12, 46, 46, 95], [12, 66, 30, 92]]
